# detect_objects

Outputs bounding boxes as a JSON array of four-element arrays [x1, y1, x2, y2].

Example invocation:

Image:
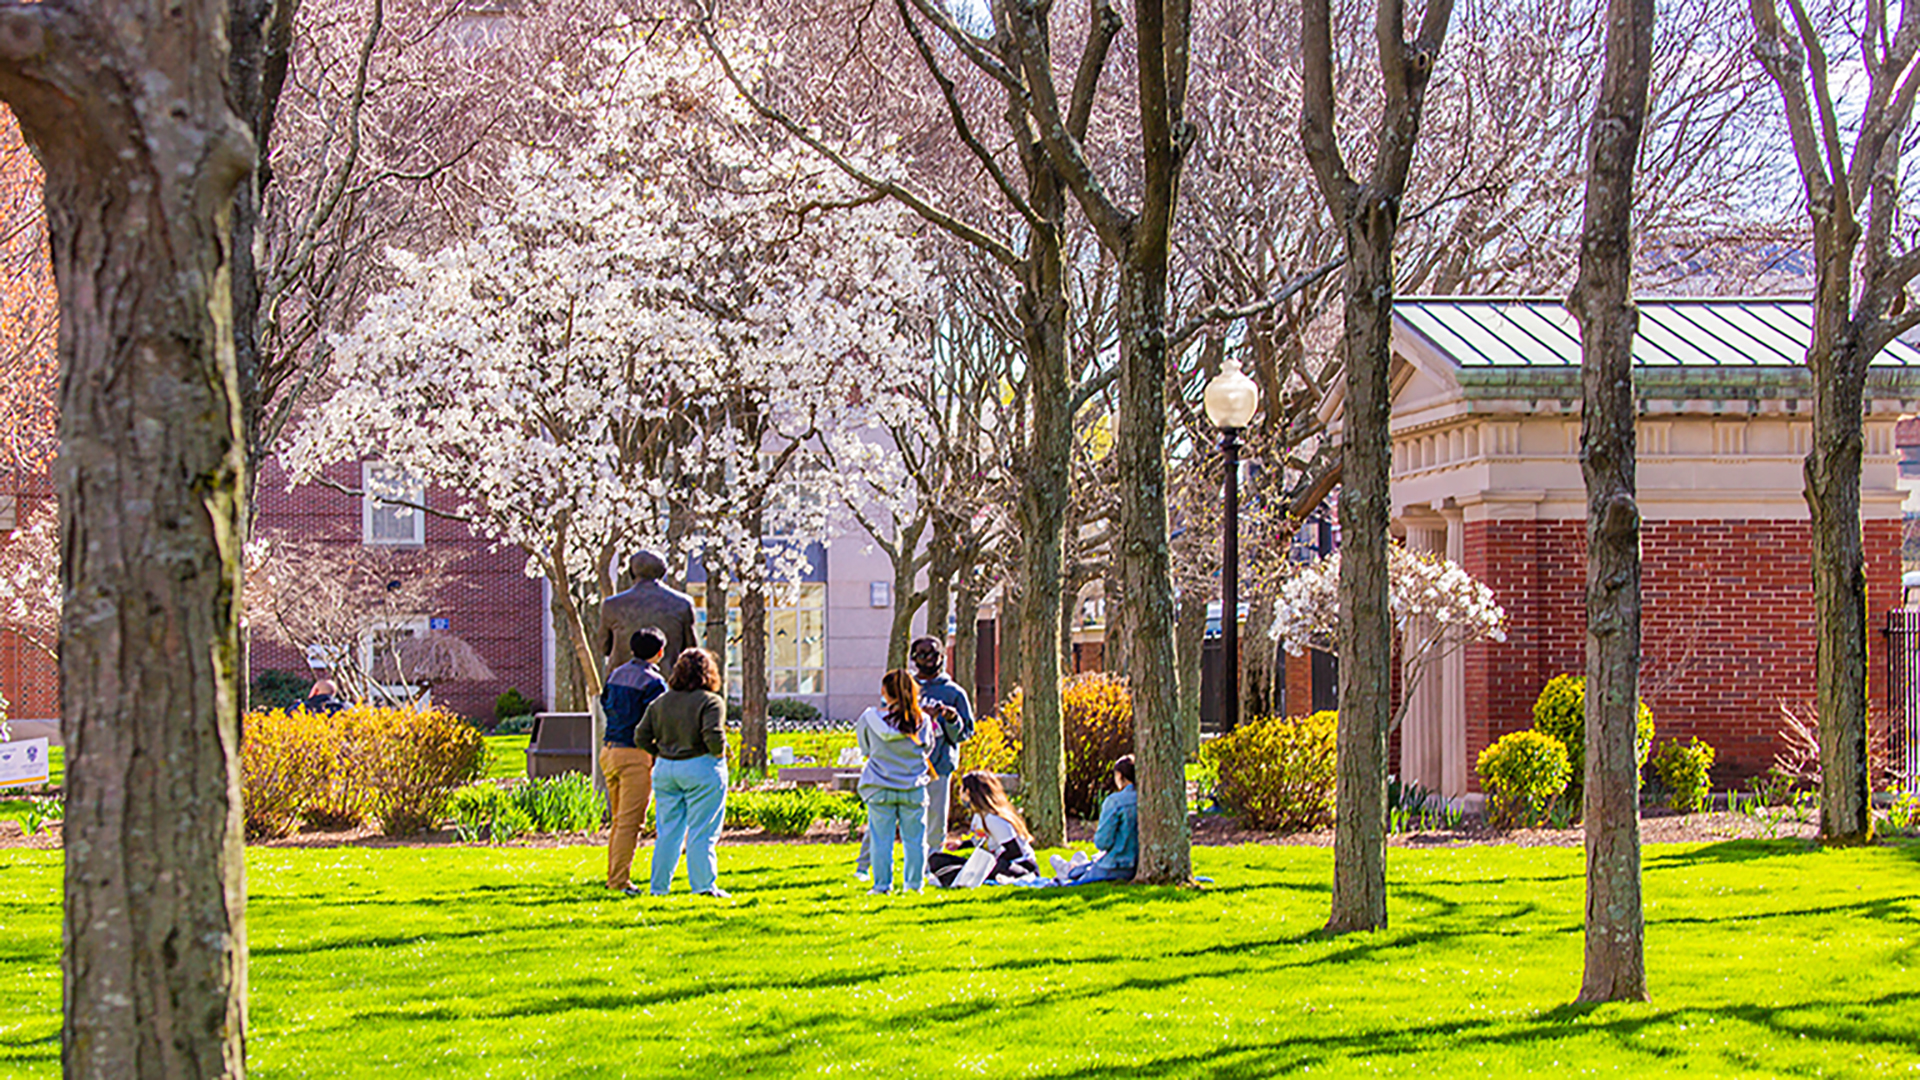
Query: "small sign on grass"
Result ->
[[0, 738, 50, 789]]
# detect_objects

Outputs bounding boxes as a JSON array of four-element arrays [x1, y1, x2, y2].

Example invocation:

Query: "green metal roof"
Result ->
[[1394, 297, 1920, 400], [1395, 296, 1920, 368]]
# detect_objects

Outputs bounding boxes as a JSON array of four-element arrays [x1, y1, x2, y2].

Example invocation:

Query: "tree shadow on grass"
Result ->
[[1009, 985, 1920, 1079], [365, 965, 901, 1025], [1647, 893, 1919, 928], [1644, 838, 1818, 866]]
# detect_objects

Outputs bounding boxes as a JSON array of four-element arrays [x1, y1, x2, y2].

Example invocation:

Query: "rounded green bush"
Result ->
[[1651, 737, 1716, 814], [1199, 711, 1338, 832], [1530, 673, 1654, 806], [754, 790, 824, 837], [768, 698, 823, 724], [1476, 730, 1572, 827], [961, 673, 1134, 819]]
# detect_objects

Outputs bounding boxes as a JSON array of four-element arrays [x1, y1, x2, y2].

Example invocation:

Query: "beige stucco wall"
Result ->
[[1381, 330, 1915, 526]]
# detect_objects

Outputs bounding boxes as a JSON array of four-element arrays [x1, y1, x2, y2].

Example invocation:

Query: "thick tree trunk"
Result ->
[[1244, 596, 1280, 719], [886, 538, 924, 671], [1328, 204, 1397, 933], [1303, 0, 1453, 935], [999, 577, 1024, 700], [703, 561, 729, 661], [1103, 570, 1129, 677], [1570, 0, 1653, 1005], [1175, 591, 1208, 757], [1016, 212, 1071, 847], [0, 4, 255, 1074], [925, 526, 957, 649], [549, 589, 588, 712], [227, 0, 295, 465], [1748, 0, 1895, 848], [1117, 262, 1189, 884], [740, 582, 768, 769], [1807, 318, 1874, 842], [954, 567, 982, 709]]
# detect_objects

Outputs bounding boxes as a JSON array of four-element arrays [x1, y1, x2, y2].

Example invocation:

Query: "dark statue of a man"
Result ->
[[600, 550, 696, 672]]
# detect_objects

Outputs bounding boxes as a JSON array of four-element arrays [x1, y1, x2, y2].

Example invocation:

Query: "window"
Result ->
[[687, 582, 827, 699], [0, 494, 14, 531], [361, 616, 430, 706], [363, 461, 425, 546]]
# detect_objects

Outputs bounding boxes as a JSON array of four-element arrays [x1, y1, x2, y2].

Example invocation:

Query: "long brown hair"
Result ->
[[669, 648, 723, 693], [880, 669, 923, 735], [960, 771, 1031, 841]]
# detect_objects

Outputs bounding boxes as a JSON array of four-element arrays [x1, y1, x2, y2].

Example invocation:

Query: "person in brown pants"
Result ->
[[600, 627, 667, 894]]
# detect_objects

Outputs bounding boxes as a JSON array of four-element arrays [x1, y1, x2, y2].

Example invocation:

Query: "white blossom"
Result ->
[[1270, 543, 1507, 731], [285, 22, 930, 690]]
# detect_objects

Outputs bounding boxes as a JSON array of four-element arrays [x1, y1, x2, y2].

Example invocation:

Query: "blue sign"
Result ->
[[429, 617, 450, 630]]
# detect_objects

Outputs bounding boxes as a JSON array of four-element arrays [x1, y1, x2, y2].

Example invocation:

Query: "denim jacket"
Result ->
[[1091, 785, 1138, 871]]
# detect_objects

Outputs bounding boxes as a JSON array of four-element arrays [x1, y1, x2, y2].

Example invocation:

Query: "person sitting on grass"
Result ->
[[1047, 754, 1137, 886], [635, 648, 729, 899], [856, 670, 937, 895], [929, 771, 1039, 887]]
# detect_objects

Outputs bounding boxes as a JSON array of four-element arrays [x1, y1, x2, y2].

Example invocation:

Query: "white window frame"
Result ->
[[688, 581, 828, 700], [361, 616, 431, 707], [362, 461, 425, 547]]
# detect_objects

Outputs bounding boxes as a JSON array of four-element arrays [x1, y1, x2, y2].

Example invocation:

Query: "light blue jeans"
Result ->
[[860, 785, 927, 893], [651, 755, 727, 894]]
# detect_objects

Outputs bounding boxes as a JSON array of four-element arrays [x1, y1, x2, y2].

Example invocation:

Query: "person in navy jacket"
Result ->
[[600, 627, 666, 894]]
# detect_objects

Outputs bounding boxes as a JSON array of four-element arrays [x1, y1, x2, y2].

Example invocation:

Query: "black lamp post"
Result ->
[[1204, 358, 1259, 733]]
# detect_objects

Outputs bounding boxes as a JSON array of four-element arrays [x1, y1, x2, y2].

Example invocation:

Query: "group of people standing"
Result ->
[[600, 627, 730, 897], [591, 551, 1137, 897]]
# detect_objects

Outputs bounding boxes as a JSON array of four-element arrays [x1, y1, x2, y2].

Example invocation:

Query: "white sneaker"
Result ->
[[1049, 854, 1070, 879], [1069, 851, 1090, 869], [855, 870, 870, 882]]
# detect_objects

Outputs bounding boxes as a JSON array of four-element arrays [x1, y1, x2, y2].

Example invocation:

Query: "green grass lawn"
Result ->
[[482, 734, 529, 780], [2, 838, 1915, 1077], [482, 731, 857, 784]]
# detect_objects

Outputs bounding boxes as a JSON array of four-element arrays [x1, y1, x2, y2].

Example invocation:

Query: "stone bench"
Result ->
[[776, 767, 1022, 797], [525, 712, 592, 779]]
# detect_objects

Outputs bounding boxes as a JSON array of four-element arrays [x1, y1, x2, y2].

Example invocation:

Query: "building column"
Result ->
[[1400, 510, 1447, 793], [1439, 504, 1469, 797]]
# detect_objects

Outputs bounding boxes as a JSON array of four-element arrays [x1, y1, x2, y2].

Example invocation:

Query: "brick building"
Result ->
[[0, 468, 55, 721], [248, 456, 548, 722], [1374, 297, 1920, 794]]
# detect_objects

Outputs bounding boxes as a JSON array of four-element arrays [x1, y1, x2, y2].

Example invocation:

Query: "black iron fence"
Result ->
[[1882, 609, 1920, 794]]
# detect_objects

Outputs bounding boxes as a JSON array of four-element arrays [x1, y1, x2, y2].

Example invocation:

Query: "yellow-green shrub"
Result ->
[[1531, 673, 1653, 805], [1476, 730, 1572, 827], [952, 708, 1022, 828], [241, 703, 486, 837], [1200, 711, 1338, 832], [958, 710, 1020, 777], [240, 708, 335, 839], [1651, 737, 1716, 814], [355, 706, 487, 835], [966, 674, 1134, 818]]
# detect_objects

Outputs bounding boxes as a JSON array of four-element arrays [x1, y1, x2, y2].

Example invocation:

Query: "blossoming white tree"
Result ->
[[1270, 544, 1507, 734], [285, 23, 928, 735], [0, 503, 56, 661]]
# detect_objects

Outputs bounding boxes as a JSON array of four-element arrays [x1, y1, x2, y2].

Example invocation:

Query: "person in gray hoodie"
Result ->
[[856, 669, 937, 894]]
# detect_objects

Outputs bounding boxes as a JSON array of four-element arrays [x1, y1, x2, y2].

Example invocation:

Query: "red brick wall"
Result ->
[[0, 471, 55, 718], [1283, 651, 1314, 718], [9, 453, 556, 727], [251, 457, 545, 723], [1463, 516, 1903, 790]]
